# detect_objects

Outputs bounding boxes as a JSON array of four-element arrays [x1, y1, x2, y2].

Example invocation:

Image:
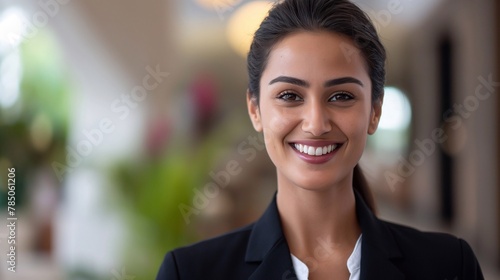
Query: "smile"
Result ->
[[292, 143, 339, 156]]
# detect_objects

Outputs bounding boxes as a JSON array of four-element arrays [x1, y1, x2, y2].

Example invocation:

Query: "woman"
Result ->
[[157, 0, 484, 279]]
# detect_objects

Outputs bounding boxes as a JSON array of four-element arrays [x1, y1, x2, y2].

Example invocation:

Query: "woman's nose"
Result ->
[[301, 100, 332, 136]]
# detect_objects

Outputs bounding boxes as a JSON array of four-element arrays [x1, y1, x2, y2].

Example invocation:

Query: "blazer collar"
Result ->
[[245, 193, 296, 279], [355, 191, 405, 280], [245, 191, 405, 280]]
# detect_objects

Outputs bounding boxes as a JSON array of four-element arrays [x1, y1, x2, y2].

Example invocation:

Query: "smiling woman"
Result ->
[[156, 0, 484, 279], [248, 31, 379, 207]]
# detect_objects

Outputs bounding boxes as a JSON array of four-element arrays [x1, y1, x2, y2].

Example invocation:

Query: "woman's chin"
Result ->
[[287, 177, 347, 192]]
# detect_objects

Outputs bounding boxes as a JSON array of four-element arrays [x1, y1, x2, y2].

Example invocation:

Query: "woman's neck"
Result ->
[[276, 178, 361, 259]]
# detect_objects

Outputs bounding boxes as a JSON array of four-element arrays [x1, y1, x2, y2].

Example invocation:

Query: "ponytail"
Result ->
[[353, 164, 377, 214]]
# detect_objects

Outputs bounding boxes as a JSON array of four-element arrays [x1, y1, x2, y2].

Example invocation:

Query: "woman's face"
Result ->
[[247, 31, 382, 191]]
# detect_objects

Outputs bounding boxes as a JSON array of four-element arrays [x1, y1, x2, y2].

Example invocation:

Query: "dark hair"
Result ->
[[246, 0, 385, 212]]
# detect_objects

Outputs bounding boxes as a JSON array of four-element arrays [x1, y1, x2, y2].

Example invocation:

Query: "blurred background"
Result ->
[[0, 0, 498, 279]]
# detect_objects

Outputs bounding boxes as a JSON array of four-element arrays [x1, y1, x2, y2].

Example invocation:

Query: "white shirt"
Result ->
[[290, 234, 362, 280]]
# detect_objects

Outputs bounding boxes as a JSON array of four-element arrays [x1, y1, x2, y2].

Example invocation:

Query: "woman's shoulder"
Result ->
[[156, 223, 257, 279], [382, 219, 468, 250], [379, 219, 482, 276], [172, 223, 255, 257]]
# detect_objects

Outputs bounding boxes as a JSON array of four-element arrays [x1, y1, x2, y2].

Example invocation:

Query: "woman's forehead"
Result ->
[[262, 31, 370, 85]]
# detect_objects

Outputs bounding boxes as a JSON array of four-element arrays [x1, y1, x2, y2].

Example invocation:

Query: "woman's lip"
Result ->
[[290, 142, 342, 164], [289, 140, 341, 146]]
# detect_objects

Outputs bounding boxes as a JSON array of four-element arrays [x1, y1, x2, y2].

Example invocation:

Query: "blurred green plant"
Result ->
[[110, 118, 246, 279], [0, 29, 71, 209]]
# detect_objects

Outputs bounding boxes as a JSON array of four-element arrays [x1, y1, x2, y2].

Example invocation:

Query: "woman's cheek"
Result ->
[[270, 114, 292, 132], [346, 109, 370, 134], [262, 110, 296, 148]]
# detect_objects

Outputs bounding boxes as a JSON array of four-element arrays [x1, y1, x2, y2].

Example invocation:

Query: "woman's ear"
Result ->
[[368, 98, 383, 135], [247, 90, 263, 132]]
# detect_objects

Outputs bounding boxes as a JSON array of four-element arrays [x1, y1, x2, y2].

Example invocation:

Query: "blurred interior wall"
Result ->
[[407, 0, 498, 268], [34, 0, 175, 275], [10, 0, 498, 276], [46, 0, 499, 271], [496, 0, 500, 269]]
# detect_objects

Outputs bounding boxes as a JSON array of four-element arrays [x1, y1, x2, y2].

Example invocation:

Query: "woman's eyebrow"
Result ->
[[268, 76, 363, 87], [324, 77, 364, 87], [269, 76, 309, 87]]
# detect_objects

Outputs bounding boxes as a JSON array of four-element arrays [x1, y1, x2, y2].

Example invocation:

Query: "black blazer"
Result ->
[[156, 192, 484, 279]]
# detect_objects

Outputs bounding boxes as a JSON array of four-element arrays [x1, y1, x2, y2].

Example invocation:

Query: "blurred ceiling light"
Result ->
[[0, 51, 22, 108], [0, 7, 28, 52], [196, 0, 242, 10], [30, 113, 54, 153], [379, 86, 412, 131], [226, 1, 272, 58]]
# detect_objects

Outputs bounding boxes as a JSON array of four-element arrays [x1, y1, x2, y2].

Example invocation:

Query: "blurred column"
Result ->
[[407, 0, 498, 270]]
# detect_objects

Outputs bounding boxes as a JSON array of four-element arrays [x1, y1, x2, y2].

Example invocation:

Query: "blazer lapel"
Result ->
[[355, 191, 405, 280], [245, 191, 406, 280], [245, 194, 297, 280], [248, 238, 297, 280]]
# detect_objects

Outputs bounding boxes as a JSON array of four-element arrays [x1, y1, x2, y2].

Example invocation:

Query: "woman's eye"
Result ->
[[329, 92, 353, 102], [278, 92, 302, 101]]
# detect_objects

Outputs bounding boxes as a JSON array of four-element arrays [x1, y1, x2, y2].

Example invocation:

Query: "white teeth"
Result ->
[[293, 143, 339, 156]]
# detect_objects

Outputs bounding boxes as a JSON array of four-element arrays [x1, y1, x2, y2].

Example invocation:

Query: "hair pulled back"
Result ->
[[246, 0, 385, 212]]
